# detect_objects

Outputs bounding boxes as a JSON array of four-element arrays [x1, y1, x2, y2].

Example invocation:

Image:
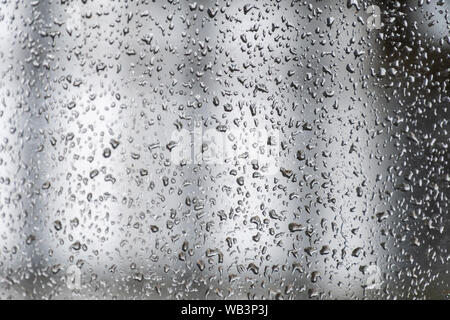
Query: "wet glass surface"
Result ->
[[0, 0, 448, 299]]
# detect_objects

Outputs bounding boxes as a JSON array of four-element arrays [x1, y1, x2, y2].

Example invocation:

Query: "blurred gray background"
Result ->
[[0, 0, 448, 299]]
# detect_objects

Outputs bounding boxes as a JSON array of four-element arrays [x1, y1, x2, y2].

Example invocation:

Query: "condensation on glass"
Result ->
[[0, 0, 448, 299]]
